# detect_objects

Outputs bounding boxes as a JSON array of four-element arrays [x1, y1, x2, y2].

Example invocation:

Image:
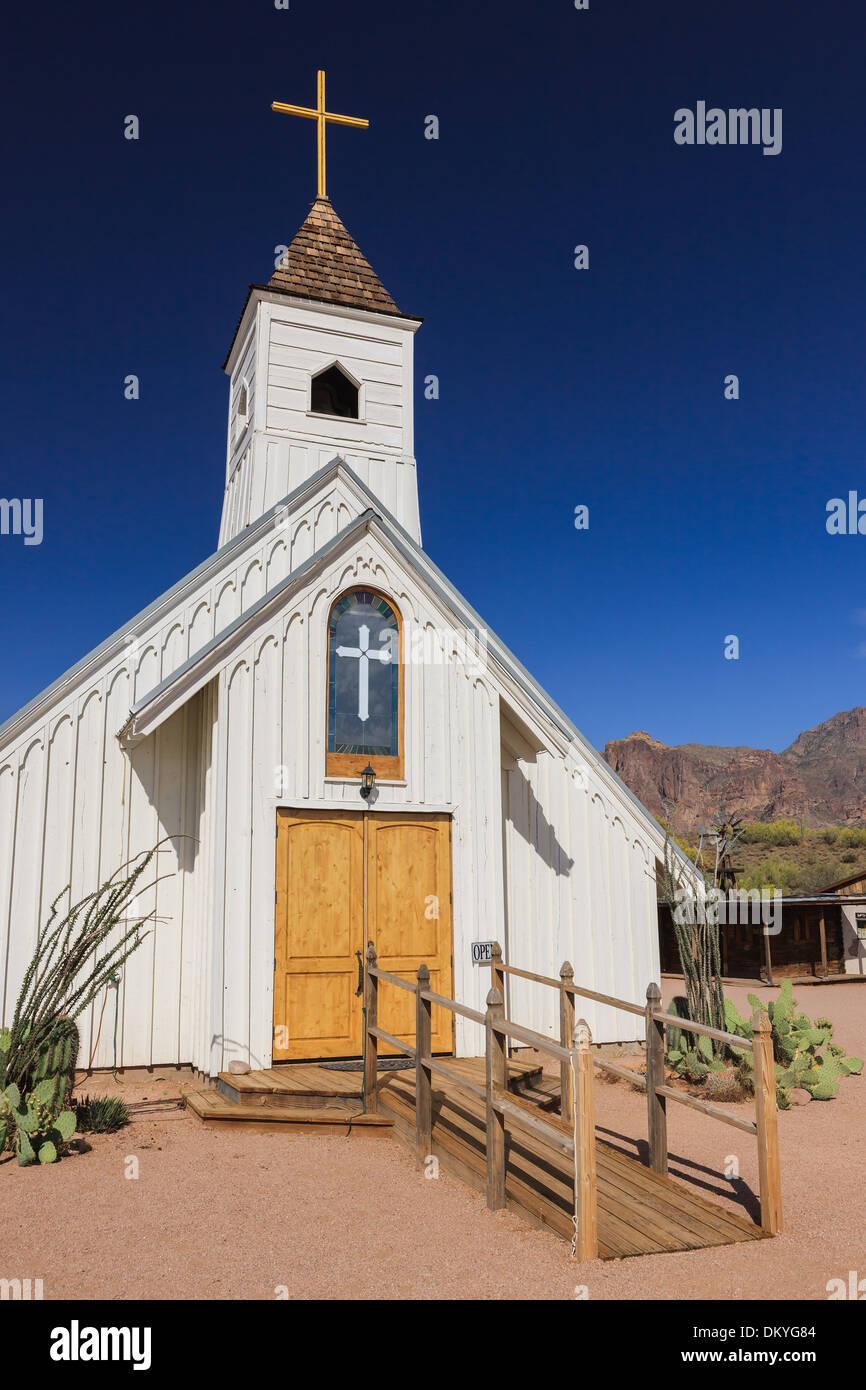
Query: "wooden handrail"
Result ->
[[363, 942, 782, 1253], [643, 981, 781, 1233], [651, 1010, 755, 1053], [594, 1055, 647, 1090], [654, 1085, 758, 1135], [492, 1093, 575, 1157], [363, 945, 600, 1260], [487, 947, 782, 1239], [366, 964, 416, 993], [490, 946, 644, 1018], [422, 1055, 486, 1104], [419, 989, 485, 1024], [367, 1024, 416, 1058], [489, 1016, 573, 1061]]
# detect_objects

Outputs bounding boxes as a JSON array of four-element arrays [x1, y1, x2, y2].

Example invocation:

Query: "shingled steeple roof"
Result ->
[[268, 196, 405, 316]]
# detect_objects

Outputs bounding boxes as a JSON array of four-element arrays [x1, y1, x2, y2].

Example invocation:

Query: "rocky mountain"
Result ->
[[603, 708, 866, 834]]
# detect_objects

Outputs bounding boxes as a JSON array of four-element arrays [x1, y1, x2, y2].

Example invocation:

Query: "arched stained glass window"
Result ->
[[326, 589, 402, 780]]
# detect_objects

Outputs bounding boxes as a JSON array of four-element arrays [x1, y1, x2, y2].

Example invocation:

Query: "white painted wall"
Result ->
[[220, 293, 421, 546], [0, 687, 206, 1072]]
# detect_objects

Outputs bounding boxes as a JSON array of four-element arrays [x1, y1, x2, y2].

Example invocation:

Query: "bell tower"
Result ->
[[220, 73, 422, 547], [220, 196, 422, 548]]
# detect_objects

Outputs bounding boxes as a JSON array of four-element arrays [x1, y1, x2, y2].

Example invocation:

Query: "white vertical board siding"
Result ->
[[221, 659, 253, 1069], [219, 299, 421, 544], [499, 749, 657, 1047], [0, 678, 205, 1071], [5, 738, 46, 1022], [41, 717, 76, 936], [250, 635, 281, 1069], [182, 680, 216, 1072], [149, 701, 188, 1066], [0, 762, 17, 1017], [452, 676, 504, 1058]]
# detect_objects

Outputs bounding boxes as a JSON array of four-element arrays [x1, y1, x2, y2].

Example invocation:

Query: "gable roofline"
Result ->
[[0, 457, 368, 752], [819, 867, 866, 893], [120, 508, 382, 743]]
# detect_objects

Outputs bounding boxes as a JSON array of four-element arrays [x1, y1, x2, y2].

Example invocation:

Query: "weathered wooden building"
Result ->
[[0, 191, 686, 1076], [658, 891, 864, 983], [819, 869, 866, 975]]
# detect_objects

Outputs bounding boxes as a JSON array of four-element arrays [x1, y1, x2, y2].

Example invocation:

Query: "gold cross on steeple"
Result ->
[[271, 71, 369, 199]]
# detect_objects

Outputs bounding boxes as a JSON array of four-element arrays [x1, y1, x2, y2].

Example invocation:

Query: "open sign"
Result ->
[[471, 941, 496, 966]]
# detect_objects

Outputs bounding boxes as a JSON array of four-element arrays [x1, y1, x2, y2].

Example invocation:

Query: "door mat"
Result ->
[[321, 1058, 414, 1072]]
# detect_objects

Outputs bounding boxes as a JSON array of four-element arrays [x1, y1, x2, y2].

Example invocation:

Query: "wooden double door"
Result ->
[[274, 809, 453, 1060]]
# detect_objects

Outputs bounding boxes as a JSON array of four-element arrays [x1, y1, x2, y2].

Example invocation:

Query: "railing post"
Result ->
[[559, 960, 575, 1126], [752, 1009, 783, 1234], [415, 963, 432, 1161], [645, 981, 667, 1175], [573, 1018, 598, 1261], [490, 940, 506, 1015], [364, 942, 378, 1113], [485, 986, 507, 1210]]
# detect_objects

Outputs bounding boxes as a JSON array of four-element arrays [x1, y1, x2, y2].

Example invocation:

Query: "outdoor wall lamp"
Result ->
[[360, 763, 376, 800]]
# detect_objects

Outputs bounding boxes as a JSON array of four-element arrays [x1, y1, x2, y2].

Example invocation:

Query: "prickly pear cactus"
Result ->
[[30, 1017, 79, 1112], [666, 996, 694, 1054], [0, 1027, 10, 1090], [726, 982, 862, 1107], [1, 1075, 77, 1165]]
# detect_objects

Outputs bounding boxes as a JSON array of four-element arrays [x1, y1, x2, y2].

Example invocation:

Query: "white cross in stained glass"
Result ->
[[335, 623, 391, 722]]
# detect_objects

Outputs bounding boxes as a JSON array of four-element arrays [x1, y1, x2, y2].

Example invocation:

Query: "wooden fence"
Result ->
[[363, 940, 782, 1260]]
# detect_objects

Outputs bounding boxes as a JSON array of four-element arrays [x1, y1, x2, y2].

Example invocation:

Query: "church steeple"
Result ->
[[220, 205, 422, 548], [268, 196, 403, 317], [219, 73, 422, 548]]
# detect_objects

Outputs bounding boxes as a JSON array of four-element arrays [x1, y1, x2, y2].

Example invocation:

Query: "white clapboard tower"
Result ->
[[0, 95, 686, 1076], [220, 195, 422, 549]]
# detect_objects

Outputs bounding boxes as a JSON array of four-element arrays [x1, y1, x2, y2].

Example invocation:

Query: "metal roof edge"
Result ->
[[0, 457, 353, 751]]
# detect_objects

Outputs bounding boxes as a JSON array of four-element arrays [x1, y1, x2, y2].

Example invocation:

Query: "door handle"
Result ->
[[355, 949, 364, 997]]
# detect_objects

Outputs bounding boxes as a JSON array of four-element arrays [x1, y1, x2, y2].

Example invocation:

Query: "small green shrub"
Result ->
[[705, 1070, 746, 1103], [74, 1095, 130, 1134]]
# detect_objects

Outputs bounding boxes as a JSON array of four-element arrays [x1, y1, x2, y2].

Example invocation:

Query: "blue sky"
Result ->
[[1, 0, 864, 753]]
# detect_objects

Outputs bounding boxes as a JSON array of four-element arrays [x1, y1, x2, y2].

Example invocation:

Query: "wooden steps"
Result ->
[[218, 1064, 364, 1102], [375, 1066, 767, 1259], [185, 1087, 393, 1136], [186, 1058, 542, 1135], [508, 1070, 561, 1112]]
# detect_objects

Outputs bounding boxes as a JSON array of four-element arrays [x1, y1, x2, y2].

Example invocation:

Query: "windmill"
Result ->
[[696, 809, 745, 891]]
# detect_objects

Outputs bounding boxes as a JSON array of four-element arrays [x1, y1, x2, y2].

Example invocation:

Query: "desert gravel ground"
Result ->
[[2, 981, 864, 1300]]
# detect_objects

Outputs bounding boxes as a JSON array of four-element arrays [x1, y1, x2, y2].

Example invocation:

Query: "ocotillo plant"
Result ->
[[1, 845, 164, 1099], [661, 827, 727, 1051]]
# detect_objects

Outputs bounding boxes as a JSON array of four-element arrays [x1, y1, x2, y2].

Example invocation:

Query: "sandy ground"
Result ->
[[2, 980, 864, 1301]]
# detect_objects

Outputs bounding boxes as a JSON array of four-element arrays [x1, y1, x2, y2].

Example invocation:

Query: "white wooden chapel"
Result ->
[[0, 74, 683, 1076]]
